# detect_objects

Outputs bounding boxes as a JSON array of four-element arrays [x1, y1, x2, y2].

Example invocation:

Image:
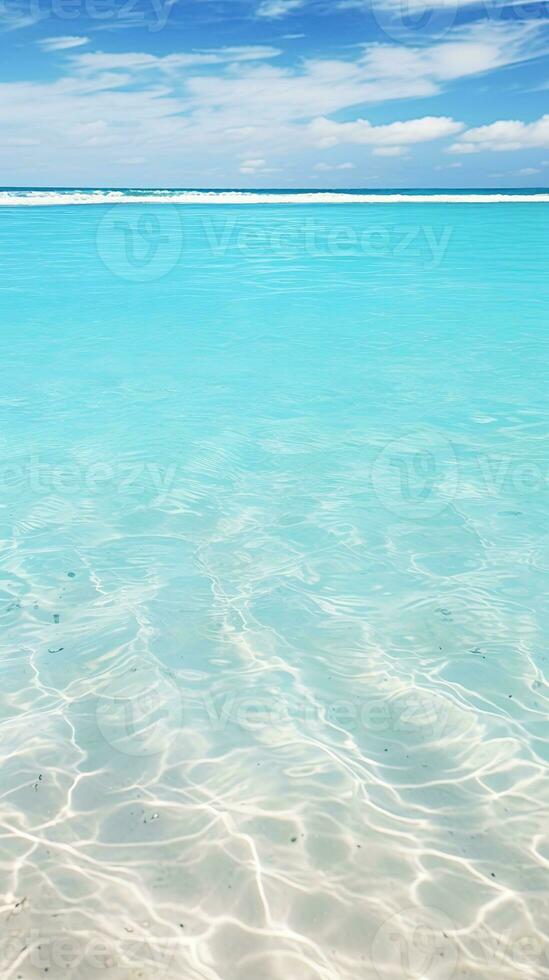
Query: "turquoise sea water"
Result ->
[[0, 198, 548, 979]]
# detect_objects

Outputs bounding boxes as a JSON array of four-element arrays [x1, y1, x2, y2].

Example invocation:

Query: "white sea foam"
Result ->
[[0, 189, 548, 205]]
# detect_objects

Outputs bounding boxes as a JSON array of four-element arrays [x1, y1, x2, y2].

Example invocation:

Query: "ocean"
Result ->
[[0, 192, 548, 979]]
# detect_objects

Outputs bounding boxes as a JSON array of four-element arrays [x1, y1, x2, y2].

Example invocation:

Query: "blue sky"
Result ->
[[1, 0, 548, 186]]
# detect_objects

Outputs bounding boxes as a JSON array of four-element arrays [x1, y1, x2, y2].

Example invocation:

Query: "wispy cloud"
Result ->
[[314, 161, 356, 170], [39, 36, 90, 51], [71, 45, 282, 74], [256, 0, 306, 19], [0, 4, 43, 31]]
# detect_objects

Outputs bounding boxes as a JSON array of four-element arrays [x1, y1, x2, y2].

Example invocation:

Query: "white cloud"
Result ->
[[314, 161, 356, 170], [310, 115, 463, 149], [39, 36, 89, 51], [225, 45, 282, 60], [448, 142, 478, 154], [182, 23, 541, 135], [0, 22, 545, 184], [212, 45, 284, 62], [239, 157, 280, 174], [450, 115, 549, 153], [71, 46, 282, 75], [72, 52, 218, 73], [358, 22, 544, 84], [256, 0, 306, 18]]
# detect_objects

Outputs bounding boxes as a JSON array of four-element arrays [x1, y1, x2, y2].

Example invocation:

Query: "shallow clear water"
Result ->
[[0, 202, 548, 979]]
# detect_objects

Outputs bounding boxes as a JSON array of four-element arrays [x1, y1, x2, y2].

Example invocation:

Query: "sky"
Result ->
[[0, 0, 548, 186]]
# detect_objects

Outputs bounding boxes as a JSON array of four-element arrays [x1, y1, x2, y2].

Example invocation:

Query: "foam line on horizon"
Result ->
[[1, 190, 549, 206]]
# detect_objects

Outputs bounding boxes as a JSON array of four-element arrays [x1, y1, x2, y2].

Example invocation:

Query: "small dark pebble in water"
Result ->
[[53, 614, 60, 624], [67, 572, 76, 578], [290, 837, 297, 843], [491, 872, 496, 878]]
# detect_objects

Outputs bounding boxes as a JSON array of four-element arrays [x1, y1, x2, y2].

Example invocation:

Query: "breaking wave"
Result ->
[[1, 189, 548, 205]]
